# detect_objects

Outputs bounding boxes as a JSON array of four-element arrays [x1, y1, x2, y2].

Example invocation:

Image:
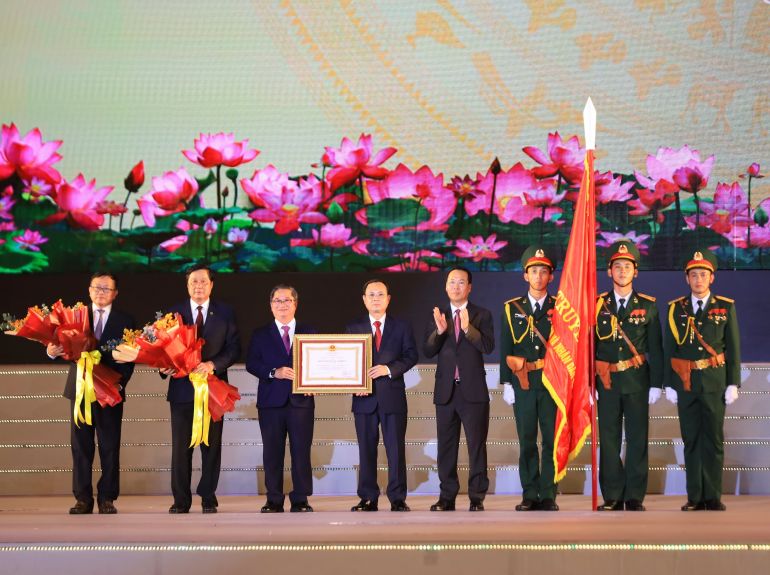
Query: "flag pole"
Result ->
[[583, 97, 599, 511]]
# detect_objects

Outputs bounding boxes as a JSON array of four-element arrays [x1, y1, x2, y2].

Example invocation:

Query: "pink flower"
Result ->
[[95, 201, 128, 216], [324, 134, 397, 192], [595, 171, 635, 204], [183, 133, 259, 168], [522, 132, 585, 185], [0, 123, 62, 184], [0, 189, 15, 220], [739, 162, 764, 179], [465, 163, 533, 220], [366, 164, 454, 232], [223, 227, 248, 247], [158, 220, 198, 252], [203, 217, 218, 236], [447, 175, 481, 200], [596, 231, 650, 255], [0, 221, 15, 232], [635, 145, 715, 190], [137, 167, 200, 227], [23, 177, 54, 201], [40, 174, 113, 231], [685, 182, 751, 235], [454, 234, 508, 262], [245, 171, 327, 234], [628, 180, 678, 222], [673, 165, 710, 194], [291, 223, 356, 248], [13, 229, 48, 251], [125, 160, 145, 191]]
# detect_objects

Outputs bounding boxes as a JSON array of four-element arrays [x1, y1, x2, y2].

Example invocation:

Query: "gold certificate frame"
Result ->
[[292, 333, 372, 394]]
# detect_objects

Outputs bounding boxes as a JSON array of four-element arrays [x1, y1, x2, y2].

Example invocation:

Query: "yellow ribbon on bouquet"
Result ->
[[189, 372, 211, 447], [73, 350, 101, 427]]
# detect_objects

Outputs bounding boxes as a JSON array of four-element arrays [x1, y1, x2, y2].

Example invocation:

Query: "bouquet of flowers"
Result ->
[[112, 312, 240, 445], [2, 300, 123, 425]]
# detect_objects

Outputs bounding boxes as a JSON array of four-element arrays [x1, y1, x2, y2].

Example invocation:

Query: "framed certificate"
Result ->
[[292, 334, 372, 394]]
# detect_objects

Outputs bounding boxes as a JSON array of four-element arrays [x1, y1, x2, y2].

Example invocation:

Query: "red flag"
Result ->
[[542, 150, 596, 482]]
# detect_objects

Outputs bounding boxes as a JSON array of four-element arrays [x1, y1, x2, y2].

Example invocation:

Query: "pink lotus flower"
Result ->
[[23, 177, 54, 201], [595, 171, 635, 204], [454, 234, 508, 262], [95, 201, 128, 216], [0, 221, 15, 232], [183, 133, 259, 168], [673, 165, 710, 194], [0, 188, 15, 220], [465, 162, 532, 218], [291, 223, 356, 248], [223, 227, 248, 247], [203, 217, 218, 236], [447, 175, 481, 200], [245, 170, 327, 234], [40, 175, 114, 231], [685, 182, 751, 235], [365, 164, 455, 232], [137, 167, 200, 227], [0, 123, 62, 184], [635, 145, 715, 190], [522, 132, 585, 184], [739, 162, 764, 179], [13, 229, 48, 251], [628, 179, 678, 222], [596, 231, 650, 255], [125, 160, 145, 191], [324, 134, 397, 192], [158, 220, 198, 252]]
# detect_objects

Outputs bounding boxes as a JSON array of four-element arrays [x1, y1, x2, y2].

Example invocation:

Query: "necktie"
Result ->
[[281, 325, 291, 354], [534, 302, 541, 315], [695, 299, 703, 319], [454, 309, 461, 380], [195, 305, 204, 332], [618, 298, 626, 315], [94, 309, 104, 340], [373, 320, 382, 352]]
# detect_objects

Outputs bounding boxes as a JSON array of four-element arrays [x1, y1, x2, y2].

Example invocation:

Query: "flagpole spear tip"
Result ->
[[583, 97, 596, 151]]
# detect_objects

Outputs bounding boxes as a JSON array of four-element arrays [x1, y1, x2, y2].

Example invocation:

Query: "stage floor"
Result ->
[[1, 495, 769, 546]]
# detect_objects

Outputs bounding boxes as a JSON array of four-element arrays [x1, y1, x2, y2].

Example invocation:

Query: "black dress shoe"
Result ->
[[596, 499, 624, 511], [429, 498, 455, 511], [290, 501, 314, 513], [705, 499, 726, 511], [625, 499, 646, 511], [350, 499, 378, 512], [515, 498, 538, 511], [469, 499, 484, 512], [202, 501, 218, 514], [390, 500, 410, 512], [681, 500, 706, 511], [168, 504, 190, 514], [69, 500, 94, 515], [538, 498, 559, 511], [97, 500, 117, 514], [261, 501, 284, 513]]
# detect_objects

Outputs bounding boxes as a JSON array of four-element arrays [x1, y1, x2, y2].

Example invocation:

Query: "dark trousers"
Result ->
[[70, 400, 123, 503], [677, 389, 726, 503], [513, 386, 557, 501], [597, 387, 649, 502], [354, 408, 408, 503], [258, 405, 314, 505], [435, 385, 490, 501], [169, 401, 224, 507]]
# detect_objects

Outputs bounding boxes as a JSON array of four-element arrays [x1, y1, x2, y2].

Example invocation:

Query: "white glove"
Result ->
[[589, 388, 598, 406], [502, 384, 516, 405], [648, 387, 662, 405], [724, 385, 739, 406], [664, 387, 678, 405]]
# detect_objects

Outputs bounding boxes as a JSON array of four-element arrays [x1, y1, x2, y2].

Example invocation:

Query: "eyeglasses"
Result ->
[[271, 298, 295, 305], [89, 285, 115, 294]]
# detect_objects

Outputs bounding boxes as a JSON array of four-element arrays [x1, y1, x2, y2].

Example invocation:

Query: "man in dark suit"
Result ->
[[347, 279, 418, 512], [663, 249, 740, 511], [163, 264, 240, 514], [246, 284, 315, 513], [423, 266, 495, 511], [47, 272, 135, 515]]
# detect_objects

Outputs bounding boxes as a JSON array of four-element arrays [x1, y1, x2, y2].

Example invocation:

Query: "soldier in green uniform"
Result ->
[[594, 241, 663, 511], [500, 246, 559, 511], [663, 249, 740, 511]]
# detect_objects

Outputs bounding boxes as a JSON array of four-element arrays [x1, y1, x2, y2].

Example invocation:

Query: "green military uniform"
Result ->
[[500, 247, 558, 506], [663, 249, 741, 509], [595, 242, 663, 509]]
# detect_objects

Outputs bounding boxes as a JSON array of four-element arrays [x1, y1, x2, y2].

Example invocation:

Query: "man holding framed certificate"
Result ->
[[346, 279, 418, 512]]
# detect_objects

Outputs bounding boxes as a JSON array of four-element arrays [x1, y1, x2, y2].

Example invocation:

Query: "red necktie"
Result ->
[[195, 305, 204, 332], [281, 325, 291, 355], [373, 320, 382, 352]]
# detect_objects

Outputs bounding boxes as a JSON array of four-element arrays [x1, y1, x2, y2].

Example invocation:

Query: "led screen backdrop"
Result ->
[[1, 0, 768, 273]]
